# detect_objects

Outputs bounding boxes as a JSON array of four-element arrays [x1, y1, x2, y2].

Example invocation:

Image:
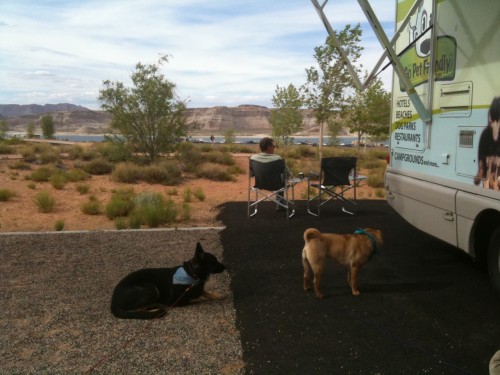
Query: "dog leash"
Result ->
[[85, 284, 196, 374], [354, 228, 378, 254]]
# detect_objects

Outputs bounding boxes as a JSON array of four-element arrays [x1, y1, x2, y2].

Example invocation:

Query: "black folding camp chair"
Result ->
[[248, 158, 296, 219], [307, 156, 366, 216]]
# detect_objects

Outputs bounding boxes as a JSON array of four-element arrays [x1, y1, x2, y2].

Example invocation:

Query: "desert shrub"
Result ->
[[30, 166, 54, 182], [75, 183, 90, 195], [49, 172, 67, 190], [195, 163, 234, 181], [133, 192, 177, 227], [34, 191, 56, 213], [367, 168, 385, 188], [142, 164, 169, 184], [0, 188, 16, 201], [183, 188, 192, 202], [66, 145, 84, 160], [54, 220, 65, 231], [27, 182, 36, 190], [181, 202, 191, 222], [21, 148, 37, 162], [105, 188, 136, 219], [8, 160, 31, 170], [83, 158, 113, 175], [97, 142, 132, 162], [0, 143, 13, 154], [227, 165, 245, 175], [114, 217, 128, 230], [166, 188, 178, 196], [40, 150, 59, 164], [193, 187, 205, 201], [81, 195, 101, 215], [203, 150, 235, 166], [112, 162, 142, 183], [66, 168, 90, 182], [80, 148, 99, 161], [128, 212, 143, 229], [375, 188, 385, 198], [160, 161, 182, 185], [177, 142, 202, 172], [358, 158, 384, 170]]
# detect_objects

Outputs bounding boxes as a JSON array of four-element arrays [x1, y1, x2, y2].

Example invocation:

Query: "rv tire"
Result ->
[[487, 227, 500, 297]]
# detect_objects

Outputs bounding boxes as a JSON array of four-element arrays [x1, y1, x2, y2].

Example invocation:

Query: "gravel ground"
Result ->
[[0, 228, 244, 374]]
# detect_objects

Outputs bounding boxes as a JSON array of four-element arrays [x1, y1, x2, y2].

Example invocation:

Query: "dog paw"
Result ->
[[315, 292, 324, 299], [352, 290, 360, 296]]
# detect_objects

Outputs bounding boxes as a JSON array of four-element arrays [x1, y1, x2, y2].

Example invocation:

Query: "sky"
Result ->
[[0, 0, 394, 110]]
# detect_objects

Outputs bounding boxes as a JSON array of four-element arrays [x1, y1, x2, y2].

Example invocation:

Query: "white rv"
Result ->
[[311, 0, 500, 294]]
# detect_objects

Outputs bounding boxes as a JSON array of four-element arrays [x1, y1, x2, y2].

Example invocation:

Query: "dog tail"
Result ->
[[304, 228, 322, 243], [111, 305, 167, 320]]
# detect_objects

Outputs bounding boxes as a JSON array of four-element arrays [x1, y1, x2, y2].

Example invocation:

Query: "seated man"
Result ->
[[250, 137, 290, 210]]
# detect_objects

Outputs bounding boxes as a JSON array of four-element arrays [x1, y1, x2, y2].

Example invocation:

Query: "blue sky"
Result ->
[[0, 0, 394, 110]]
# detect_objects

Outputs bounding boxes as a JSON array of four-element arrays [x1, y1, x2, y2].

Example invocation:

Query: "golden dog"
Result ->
[[302, 227, 383, 299]]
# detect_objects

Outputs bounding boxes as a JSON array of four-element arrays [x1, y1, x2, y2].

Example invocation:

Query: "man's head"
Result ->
[[490, 97, 500, 123], [259, 137, 276, 153]]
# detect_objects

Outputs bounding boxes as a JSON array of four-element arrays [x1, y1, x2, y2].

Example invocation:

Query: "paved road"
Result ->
[[218, 200, 500, 375]]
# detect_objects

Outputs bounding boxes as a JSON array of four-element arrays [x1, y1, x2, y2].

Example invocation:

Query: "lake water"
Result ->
[[6, 132, 388, 146]]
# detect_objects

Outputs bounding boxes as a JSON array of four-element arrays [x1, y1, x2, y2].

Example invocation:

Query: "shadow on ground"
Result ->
[[218, 200, 500, 375]]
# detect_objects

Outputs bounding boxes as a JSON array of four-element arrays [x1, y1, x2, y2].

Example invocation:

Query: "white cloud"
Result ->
[[0, 0, 394, 109]]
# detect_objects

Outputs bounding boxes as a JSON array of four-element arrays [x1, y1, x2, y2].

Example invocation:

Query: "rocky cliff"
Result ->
[[1, 103, 320, 135]]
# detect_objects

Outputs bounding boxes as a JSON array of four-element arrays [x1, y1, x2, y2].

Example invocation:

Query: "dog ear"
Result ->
[[195, 242, 205, 258]]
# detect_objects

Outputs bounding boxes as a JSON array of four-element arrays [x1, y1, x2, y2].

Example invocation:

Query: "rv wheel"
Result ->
[[488, 227, 500, 297]]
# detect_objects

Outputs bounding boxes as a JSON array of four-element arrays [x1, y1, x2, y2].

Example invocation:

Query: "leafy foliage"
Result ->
[[99, 55, 187, 161], [270, 84, 303, 145]]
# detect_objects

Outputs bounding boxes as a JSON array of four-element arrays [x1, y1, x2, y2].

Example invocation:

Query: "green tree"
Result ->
[[40, 114, 55, 139], [26, 122, 36, 138], [270, 84, 303, 145], [301, 24, 363, 155], [0, 120, 8, 139], [98, 55, 187, 161], [341, 75, 390, 150], [223, 128, 235, 144]]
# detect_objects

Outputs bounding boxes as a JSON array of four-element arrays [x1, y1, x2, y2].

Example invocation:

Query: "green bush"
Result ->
[[96, 142, 132, 162], [195, 163, 234, 181], [65, 168, 90, 182], [133, 192, 178, 227], [30, 166, 54, 182], [193, 187, 205, 201], [75, 183, 90, 195], [40, 151, 59, 165], [183, 188, 192, 203], [8, 160, 31, 170], [105, 188, 136, 219], [106, 197, 135, 219], [112, 162, 142, 183], [83, 158, 113, 175], [367, 168, 385, 188], [0, 143, 13, 155], [0, 188, 16, 201], [114, 217, 128, 230], [142, 164, 169, 184], [177, 142, 202, 172], [81, 196, 101, 215], [203, 150, 235, 166], [34, 191, 56, 213], [181, 202, 191, 222], [49, 172, 67, 190], [54, 220, 65, 231]]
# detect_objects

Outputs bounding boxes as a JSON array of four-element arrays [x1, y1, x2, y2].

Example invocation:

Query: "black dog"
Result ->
[[110, 242, 226, 319]]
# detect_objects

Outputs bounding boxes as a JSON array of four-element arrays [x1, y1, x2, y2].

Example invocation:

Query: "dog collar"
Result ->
[[173, 267, 199, 285], [354, 228, 378, 254]]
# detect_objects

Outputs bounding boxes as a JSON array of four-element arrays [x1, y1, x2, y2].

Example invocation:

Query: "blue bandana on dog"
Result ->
[[354, 228, 378, 254], [173, 267, 198, 285]]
